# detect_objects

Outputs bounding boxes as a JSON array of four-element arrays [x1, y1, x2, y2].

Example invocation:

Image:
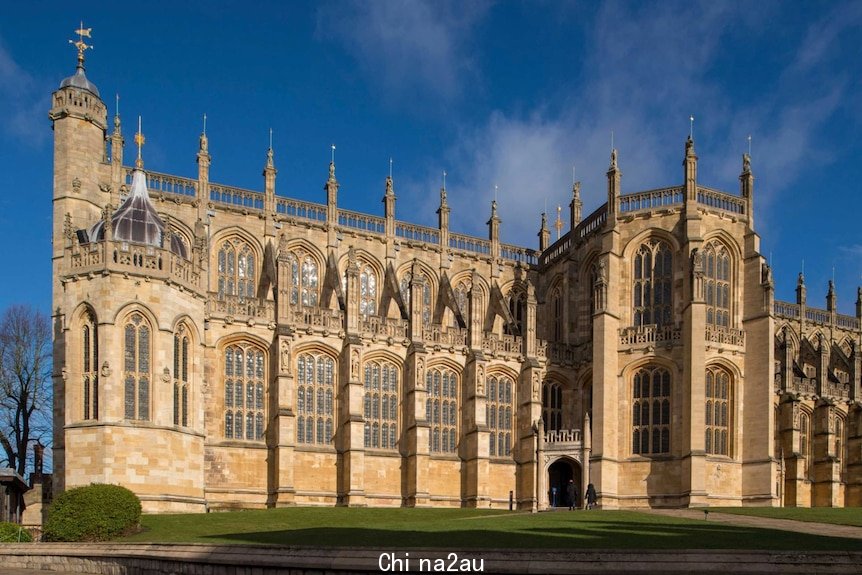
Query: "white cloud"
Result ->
[[317, 0, 489, 102], [0, 38, 49, 147]]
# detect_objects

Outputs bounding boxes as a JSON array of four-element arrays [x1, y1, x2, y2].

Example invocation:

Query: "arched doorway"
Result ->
[[548, 458, 581, 508]]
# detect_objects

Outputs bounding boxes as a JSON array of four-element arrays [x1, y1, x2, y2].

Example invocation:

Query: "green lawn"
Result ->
[[118, 508, 862, 550], [706, 507, 862, 527]]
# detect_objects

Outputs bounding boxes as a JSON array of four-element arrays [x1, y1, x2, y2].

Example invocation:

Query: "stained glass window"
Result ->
[[427, 367, 458, 453], [632, 366, 671, 455], [364, 360, 399, 449], [224, 343, 265, 440], [123, 313, 150, 420], [487, 375, 513, 457], [296, 353, 335, 444]]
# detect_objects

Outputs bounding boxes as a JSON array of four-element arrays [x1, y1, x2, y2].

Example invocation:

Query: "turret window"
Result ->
[[123, 312, 150, 420], [82, 312, 98, 420]]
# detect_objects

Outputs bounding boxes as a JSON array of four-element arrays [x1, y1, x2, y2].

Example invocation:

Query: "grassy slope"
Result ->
[[119, 508, 862, 551], [706, 507, 862, 527]]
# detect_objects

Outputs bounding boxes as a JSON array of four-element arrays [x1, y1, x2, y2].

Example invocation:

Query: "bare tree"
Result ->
[[0, 305, 52, 477]]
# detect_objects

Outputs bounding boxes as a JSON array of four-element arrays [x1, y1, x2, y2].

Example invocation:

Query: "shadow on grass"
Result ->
[[199, 520, 862, 551]]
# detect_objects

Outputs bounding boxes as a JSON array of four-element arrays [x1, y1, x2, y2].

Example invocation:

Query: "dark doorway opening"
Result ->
[[548, 459, 581, 508]]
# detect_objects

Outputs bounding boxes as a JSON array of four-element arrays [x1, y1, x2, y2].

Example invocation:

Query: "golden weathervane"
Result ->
[[69, 22, 93, 64]]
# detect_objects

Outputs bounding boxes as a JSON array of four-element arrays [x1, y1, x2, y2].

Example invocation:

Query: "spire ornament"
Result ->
[[69, 22, 93, 68], [134, 116, 145, 169]]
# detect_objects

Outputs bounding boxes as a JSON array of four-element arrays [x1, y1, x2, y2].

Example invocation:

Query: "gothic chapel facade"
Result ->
[[52, 41, 862, 512]]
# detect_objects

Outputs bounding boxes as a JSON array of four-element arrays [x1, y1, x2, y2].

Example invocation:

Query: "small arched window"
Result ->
[[542, 381, 563, 432], [633, 240, 673, 326], [223, 343, 265, 440], [359, 263, 377, 317], [704, 242, 731, 328], [400, 273, 432, 325], [487, 374, 513, 457], [705, 366, 731, 456], [426, 367, 458, 453], [217, 238, 256, 300], [82, 311, 98, 420], [173, 325, 191, 427], [363, 359, 400, 449], [296, 353, 335, 444], [800, 411, 811, 479], [123, 312, 151, 420], [632, 366, 671, 455]]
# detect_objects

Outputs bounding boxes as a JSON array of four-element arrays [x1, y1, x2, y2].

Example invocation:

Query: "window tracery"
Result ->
[[296, 353, 335, 445], [123, 312, 150, 420], [633, 240, 672, 326], [704, 242, 731, 327], [359, 263, 377, 317], [426, 366, 458, 453], [173, 325, 190, 427], [800, 411, 811, 478], [632, 366, 671, 455], [224, 343, 265, 440], [542, 381, 562, 432], [82, 311, 98, 420], [400, 273, 431, 324], [487, 374, 513, 457], [705, 367, 731, 456], [285, 251, 319, 307], [217, 238, 255, 300], [363, 359, 399, 449]]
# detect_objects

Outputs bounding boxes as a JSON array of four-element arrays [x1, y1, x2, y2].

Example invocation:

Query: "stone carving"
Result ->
[[281, 340, 291, 374], [100, 361, 111, 378], [162, 367, 171, 383], [351, 349, 360, 381], [416, 358, 425, 389], [691, 248, 703, 276], [532, 373, 540, 401], [63, 213, 73, 240], [61, 366, 68, 381], [72, 177, 81, 193], [476, 365, 485, 395], [792, 402, 800, 427]]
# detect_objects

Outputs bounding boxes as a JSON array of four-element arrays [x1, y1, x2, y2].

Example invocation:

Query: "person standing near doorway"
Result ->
[[567, 479, 578, 510], [585, 483, 597, 509]]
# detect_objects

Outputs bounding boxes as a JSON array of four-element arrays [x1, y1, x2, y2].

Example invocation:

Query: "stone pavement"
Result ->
[[644, 508, 862, 540]]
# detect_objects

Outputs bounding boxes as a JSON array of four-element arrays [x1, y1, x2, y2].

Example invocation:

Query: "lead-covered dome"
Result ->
[[60, 64, 100, 98]]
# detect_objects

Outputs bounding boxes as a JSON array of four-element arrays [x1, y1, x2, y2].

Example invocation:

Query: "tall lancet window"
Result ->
[[400, 273, 431, 325], [363, 359, 399, 449], [82, 311, 98, 420], [632, 366, 671, 455], [487, 374, 513, 457], [173, 326, 190, 427], [359, 263, 377, 317], [285, 251, 319, 307], [123, 312, 151, 420], [223, 343, 265, 440], [551, 288, 563, 341], [296, 353, 335, 444], [542, 381, 563, 432], [633, 240, 673, 326], [704, 242, 731, 328], [217, 238, 255, 300], [705, 367, 731, 456], [426, 367, 458, 453]]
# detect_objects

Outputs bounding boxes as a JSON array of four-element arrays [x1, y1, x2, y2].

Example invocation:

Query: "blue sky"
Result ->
[[1, 1, 861, 315]]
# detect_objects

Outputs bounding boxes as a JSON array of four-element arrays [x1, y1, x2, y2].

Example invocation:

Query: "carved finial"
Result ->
[[554, 205, 563, 240], [610, 148, 618, 169], [113, 93, 121, 132], [743, 152, 751, 174], [134, 116, 145, 169], [329, 144, 336, 180], [440, 170, 448, 204], [69, 22, 93, 69], [199, 114, 209, 153]]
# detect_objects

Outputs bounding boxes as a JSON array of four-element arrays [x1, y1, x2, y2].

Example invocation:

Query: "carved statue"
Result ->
[[476, 365, 485, 395], [281, 340, 291, 375], [417, 358, 425, 389], [532, 373, 540, 401], [691, 248, 703, 275], [162, 367, 171, 383], [351, 349, 360, 381]]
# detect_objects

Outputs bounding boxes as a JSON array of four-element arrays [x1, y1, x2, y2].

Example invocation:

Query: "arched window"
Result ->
[[400, 273, 432, 325], [487, 374, 513, 457], [359, 263, 377, 317], [835, 416, 846, 481], [633, 240, 673, 326], [223, 343, 265, 440], [506, 291, 525, 336], [800, 411, 811, 479], [285, 252, 319, 307], [363, 359, 399, 449], [632, 366, 671, 455], [173, 325, 191, 427], [426, 367, 458, 453], [704, 242, 731, 328], [705, 367, 731, 456], [542, 381, 563, 432], [551, 288, 563, 341], [123, 312, 150, 420], [452, 280, 471, 328], [296, 353, 335, 444], [217, 238, 255, 300], [82, 311, 98, 420]]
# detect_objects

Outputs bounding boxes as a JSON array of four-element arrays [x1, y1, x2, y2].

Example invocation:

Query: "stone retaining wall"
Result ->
[[1, 544, 861, 574]]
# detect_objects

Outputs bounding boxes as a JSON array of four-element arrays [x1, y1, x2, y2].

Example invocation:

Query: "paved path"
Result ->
[[645, 508, 862, 540]]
